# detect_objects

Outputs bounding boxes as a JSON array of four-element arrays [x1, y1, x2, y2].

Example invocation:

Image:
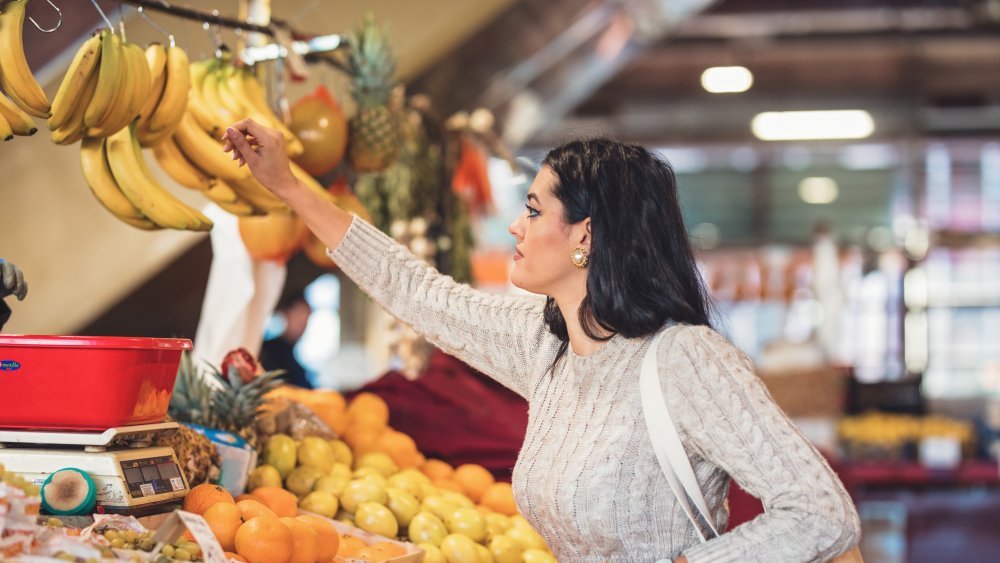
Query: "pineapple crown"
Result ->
[[348, 13, 397, 106], [170, 350, 285, 431]]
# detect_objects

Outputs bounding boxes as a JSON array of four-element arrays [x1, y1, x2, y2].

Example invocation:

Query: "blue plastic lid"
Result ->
[[41, 468, 97, 516]]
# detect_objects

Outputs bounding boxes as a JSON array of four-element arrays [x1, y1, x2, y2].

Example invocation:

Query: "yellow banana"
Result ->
[[49, 33, 102, 131], [289, 161, 334, 200], [105, 127, 204, 230], [132, 129, 212, 231], [52, 65, 100, 145], [124, 43, 152, 126], [84, 31, 123, 130], [137, 43, 168, 126], [199, 63, 237, 124], [229, 175, 290, 213], [80, 136, 147, 222], [0, 113, 13, 141], [146, 45, 190, 135], [0, 0, 51, 118], [237, 68, 303, 156], [0, 90, 37, 136], [153, 134, 216, 191], [204, 180, 259, 216], [173, 112, 250, 182], [118, 214, 162, 231]]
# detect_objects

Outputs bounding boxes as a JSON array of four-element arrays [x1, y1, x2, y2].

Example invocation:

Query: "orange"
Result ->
[[433, 478, 466, 494], [203, 501, 246, 552], [347, 392, 390, 427], [183, 483, 236, 515], [356, 543, 406, 562], [234, 515, 294, 563], [252, 486, 298, 518], [279, 517, 319, 563], [480, 482, 517, 516], [453, 464, 495, 503], [314, 409, 349, 436], [306, 389, 347, 413], [224, 552, 248, 562], [237, 499, 278, 521], [336, 534, 367, 558], [422, 459, 454, 481], [375, 430, 420, 469], [373, 542, 407, 557], [343, 424, 381, 453], [236, 493, 263, 504], [296, 514, 340, 563]]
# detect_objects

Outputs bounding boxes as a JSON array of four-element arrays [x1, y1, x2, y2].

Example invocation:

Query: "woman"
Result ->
[[224, 122, 860, 562]]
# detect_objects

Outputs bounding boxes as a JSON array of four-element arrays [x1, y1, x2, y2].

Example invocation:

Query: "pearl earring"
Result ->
[[570, 247, 589, 268]]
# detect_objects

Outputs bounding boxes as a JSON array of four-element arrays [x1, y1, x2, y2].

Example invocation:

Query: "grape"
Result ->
[[161, 544, 175, 558], [174, 547, 192, 561]]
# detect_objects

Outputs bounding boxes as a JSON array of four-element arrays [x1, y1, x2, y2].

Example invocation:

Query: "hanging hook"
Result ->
[[88, 0, 114, 33], [28, 0, 62, 33], [137, 6, 175, 48]]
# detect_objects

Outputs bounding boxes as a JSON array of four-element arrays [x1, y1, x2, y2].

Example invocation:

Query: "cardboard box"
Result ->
[[299, 510, 424, 563]]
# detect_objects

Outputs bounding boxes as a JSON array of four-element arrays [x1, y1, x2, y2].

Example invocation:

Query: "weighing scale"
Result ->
[[0, 421, 189, 517]]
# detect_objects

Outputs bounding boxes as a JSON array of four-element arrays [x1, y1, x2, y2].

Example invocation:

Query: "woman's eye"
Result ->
[[525, 204, 540, 218]]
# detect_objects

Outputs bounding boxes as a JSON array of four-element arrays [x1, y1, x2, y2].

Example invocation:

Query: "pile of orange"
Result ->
[[182, 483, 342, 563]]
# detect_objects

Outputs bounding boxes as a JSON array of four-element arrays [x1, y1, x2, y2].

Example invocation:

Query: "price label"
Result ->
[[175, 511, 227, 563], [139, 483, 155, 497], [170, 478, 185, 492]]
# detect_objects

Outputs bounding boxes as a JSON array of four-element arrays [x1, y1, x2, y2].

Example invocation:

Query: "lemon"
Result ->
[[353, 466, 389, 488], [488, 535, 523, 563], [328, 462, 352, 481], [385, 487, 421, 527], [340, 478, 388, 513], [264, 434, 297, 478], [439, 490, 475, 508], [354, 452, 399, 477], [505, 526, 547, 551], [440, 534, 481, 563], [408, 511, 448, 546], [418, 543, 445, 563], [285, 466, 325, 497], [387, 471, 426, 499], [421, 495, 458, 521], [299, 490, 339, 518], [355, 501, 399, 538], [297, 436, 336, 472], [314, 475, 349, 496], [476, 543, 494, 563], [444, 507, 487, 543], [248, 465, 282, 490], [328, 439, 353, 467]]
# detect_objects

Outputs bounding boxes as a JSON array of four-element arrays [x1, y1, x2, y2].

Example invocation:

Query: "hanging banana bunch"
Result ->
[[134, 42, 190, 147], [159, 54, 329, 219], [79, 124, 212, 231], [0, 0, 48, 140]]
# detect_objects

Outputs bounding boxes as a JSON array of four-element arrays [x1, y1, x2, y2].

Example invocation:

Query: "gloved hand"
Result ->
[[0, 259, 27, 301]]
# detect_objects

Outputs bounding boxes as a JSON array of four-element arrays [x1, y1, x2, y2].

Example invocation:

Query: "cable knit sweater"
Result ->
[[330, 217, 861, 562]]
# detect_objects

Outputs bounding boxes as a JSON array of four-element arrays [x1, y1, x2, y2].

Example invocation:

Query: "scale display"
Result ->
[[120, 455, 185, 499]]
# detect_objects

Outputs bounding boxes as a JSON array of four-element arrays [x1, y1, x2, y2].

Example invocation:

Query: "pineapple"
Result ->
[[347, 13, 401, 172], [158, 351, 283, 484]]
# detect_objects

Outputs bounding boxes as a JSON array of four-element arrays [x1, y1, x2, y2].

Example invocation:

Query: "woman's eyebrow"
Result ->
[[527, 193, 539, 203]]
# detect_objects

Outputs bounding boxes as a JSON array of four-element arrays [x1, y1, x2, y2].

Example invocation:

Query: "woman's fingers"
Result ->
[[225, 127, 260, 165]]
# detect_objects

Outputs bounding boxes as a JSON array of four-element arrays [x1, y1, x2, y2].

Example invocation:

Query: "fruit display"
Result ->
[[289, 85, 349, 176], [837, 411, 976, 462]]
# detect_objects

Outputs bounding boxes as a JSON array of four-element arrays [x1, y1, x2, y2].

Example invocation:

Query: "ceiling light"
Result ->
[[701, 66, 753, 93], [798, 177, 839, 204], [752, 110, 874, 141]]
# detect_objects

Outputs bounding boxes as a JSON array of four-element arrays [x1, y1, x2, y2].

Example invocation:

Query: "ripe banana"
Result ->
[[0, 0, 51, 118], [144, 45, 190, 137], [52, 61, 101, 145], [105, 126, 211, 231], [173, 112, 250, 182], [137, 43, 168, 124], [204, 180, 259, 216], [152, 135, 215, 191], [236, 67, 304, 156], [199, 62, 238, 124], [85, 31, 124, 131], [229, 175, 290, 214], [80, 136, 147, 222], [0, 90, 37, 136], [49, 33, 102, 131], [124, 43, 152, 126], [0, 113, 13, 141]]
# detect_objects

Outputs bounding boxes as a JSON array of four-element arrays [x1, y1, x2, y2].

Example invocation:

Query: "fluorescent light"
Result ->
[[798, 177, 839, 204], [701, 66, 753, 93], [752, 110, 874, 140]]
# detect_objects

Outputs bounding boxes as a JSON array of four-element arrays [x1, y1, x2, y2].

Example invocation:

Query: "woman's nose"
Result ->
[[508, 218, 522, 240]]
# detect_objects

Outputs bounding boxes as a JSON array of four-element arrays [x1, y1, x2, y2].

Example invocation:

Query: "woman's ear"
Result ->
[[578, 218, 592, 247]]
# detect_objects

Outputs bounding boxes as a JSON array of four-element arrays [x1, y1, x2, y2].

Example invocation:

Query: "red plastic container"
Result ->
[[0, 335, 191, 431]]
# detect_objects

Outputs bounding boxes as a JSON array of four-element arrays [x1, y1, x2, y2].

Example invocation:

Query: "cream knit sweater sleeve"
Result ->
[[661, 325, 861, 563], [328, 216, 552, 398]]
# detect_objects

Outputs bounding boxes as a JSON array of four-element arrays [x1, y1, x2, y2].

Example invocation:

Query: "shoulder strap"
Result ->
[[640, 326, 720, 543]]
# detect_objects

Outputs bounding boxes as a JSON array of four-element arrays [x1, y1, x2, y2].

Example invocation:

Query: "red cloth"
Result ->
[[350, 350, 529, 481], [351, 349, 767, 529]]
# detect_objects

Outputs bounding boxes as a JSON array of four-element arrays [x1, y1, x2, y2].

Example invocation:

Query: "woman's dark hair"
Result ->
[[542, 138, 714, 362]]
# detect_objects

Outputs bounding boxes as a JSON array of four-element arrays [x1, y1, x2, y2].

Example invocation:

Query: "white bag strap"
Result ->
[[640, 326, 720, 543]]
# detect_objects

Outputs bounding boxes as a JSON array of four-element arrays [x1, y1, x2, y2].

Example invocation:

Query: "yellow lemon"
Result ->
[[339, 478, 388, 513], [488, 535, 523, 563], [439, 533, 481, 563], [328, 439, 353, 467], [355, 501, 399, 538], [354, 452, 399, 477], [408, 511, 448, 547], [385, 487, 421, 527], [444, 507, 487, 543], [521, 548, 557, 563], [418, 543, 445, 563]]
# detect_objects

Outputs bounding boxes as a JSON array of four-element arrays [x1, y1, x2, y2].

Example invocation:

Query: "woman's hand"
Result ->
[[222, 118, 297, 194]]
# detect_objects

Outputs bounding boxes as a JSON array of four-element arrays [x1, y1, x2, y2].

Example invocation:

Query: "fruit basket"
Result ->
[[0, 335, 190, 431]]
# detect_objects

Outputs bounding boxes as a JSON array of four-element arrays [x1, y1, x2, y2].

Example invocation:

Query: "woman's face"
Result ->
[[508, 166, 589, 296]]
